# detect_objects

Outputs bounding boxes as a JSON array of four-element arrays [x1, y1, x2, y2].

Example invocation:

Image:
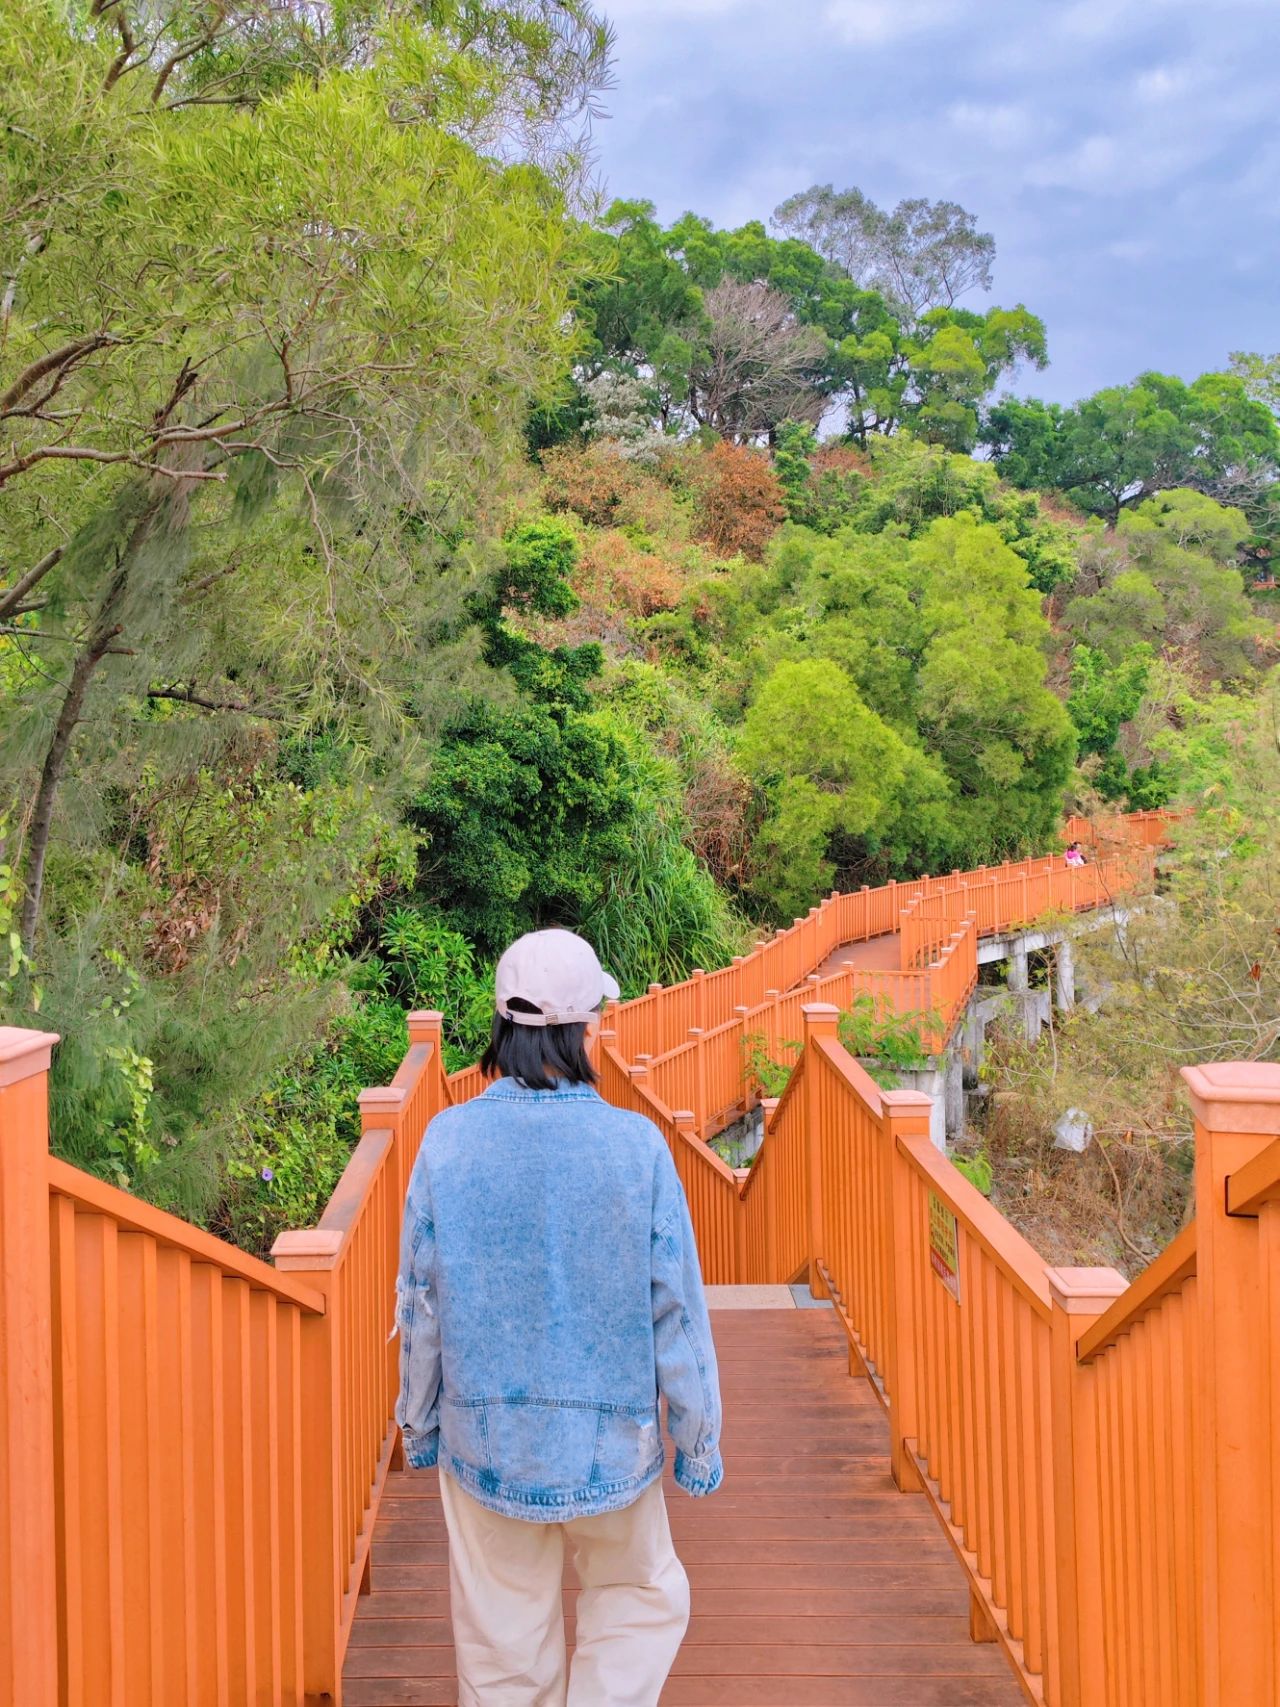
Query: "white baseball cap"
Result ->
[[495, 928, 620, 1027]]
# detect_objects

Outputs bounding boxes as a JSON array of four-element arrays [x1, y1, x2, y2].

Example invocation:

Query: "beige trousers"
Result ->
[[439, 1470, 690, 1706]]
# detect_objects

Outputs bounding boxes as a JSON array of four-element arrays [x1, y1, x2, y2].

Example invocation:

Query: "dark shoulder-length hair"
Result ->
[[480, 997, 597, 1091]]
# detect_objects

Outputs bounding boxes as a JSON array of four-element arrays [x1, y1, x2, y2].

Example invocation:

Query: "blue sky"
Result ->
[[592, 0, 1279, 403]]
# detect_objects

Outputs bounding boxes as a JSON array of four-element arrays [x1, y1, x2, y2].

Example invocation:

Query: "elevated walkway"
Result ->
[[814, 931, 903, 976], [23, 810, 1280, 1707], [344, 1305, 1022, 1706]]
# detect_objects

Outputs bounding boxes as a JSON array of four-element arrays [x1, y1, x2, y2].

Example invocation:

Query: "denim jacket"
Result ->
[[394, 1078, 723, 1521]]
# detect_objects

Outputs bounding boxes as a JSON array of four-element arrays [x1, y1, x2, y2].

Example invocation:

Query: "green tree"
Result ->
[[983, 371, 1280, 528], [772, 183, 996, 327], [772, 420, 819, 522], [564, 202, 1045, 454], [1067, 643, 1154, 756], [2, 0, 594, 953], [738, 658, 944, 914], [0, 0, 611, 1215], [1063, 492, 1261, 682]]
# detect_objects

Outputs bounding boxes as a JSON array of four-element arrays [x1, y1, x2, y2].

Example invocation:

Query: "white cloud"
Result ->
[[1134, 64, 1196, 102], [823, 0, 951, 46], [604, 0, 757, 16], [1026, 134, 1120, 192], [592, 0, 1280, 400], [1058, 0, 1197, 37], [1107, 238, 1153, 263], [947, 101, 1033, 146]]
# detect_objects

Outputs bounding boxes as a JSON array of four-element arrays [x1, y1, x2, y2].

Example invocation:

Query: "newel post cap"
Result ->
[[272, 1229, 343, 1272], [1046, 1265, 1128, 1316], [880, 1087, 933, 1112], [801, 1002, 840, 1037], [0, 1027, 60, 1089], [880, 1087, 933, 1135], [1181, 1062, 1280, 1135], [407, 1010, 444, 1047], [359, 1085, 409, 1116]]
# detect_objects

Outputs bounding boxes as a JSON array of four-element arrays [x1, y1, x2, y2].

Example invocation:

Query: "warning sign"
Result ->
[[928, 1192, 961, 1302]]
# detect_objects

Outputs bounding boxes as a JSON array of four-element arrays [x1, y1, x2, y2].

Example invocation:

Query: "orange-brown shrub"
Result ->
[[541, 442, 687, 541], [574, 529, 684, 617], [811, 444, 871, 478], [687, 441, 786, 561], [541, 441, 638, 527]]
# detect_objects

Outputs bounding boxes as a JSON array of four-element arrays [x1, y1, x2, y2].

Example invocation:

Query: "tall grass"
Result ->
[[578, 812, 752, 994]]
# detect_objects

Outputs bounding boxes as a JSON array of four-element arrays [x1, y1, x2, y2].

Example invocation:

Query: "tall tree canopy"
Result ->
[[982, 370, 1280, 530], [0, 0, 618, 1207], [560, 201, 1045, 452], [1, 0, 608, 953], [771, 183, 996, 327]]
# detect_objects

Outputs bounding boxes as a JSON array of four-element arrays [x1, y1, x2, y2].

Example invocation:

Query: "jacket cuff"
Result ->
[[402, 1427, 439, 1470], [674, 1446, 723, 1497]]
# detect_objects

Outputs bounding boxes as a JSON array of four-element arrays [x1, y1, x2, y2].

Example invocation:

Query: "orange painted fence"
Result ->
[[444, 836, 1157, 1109], [588, 983, 1279, 1705], [0, 1013, 450, 1707], [1065, 807, 1176, 850], [759, 1008, 1280, 1707], [0, 813, 1176, 1704]]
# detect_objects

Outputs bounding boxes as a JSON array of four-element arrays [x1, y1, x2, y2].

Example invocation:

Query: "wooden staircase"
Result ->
[[343, 1303, 1023, 1706]]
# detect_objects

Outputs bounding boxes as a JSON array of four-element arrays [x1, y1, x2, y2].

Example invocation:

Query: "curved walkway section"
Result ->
[[344, 1305, 1023, 1707]]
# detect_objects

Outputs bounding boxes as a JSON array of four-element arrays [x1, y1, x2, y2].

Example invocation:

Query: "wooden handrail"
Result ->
[[315, 1125, 396, 1245], [46, 1154, 327, 1314], [1075, 1223, 1198, 1363], [893, 1130, 1054, 1317], [1225, 1134, 1280, 1217], [444, 824, 1161, 1103]]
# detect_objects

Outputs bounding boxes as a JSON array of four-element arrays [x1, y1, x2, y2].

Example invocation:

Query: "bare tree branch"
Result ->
[[150, 5, 229, 104], [0, 545, 63, 621], [146, 684, 280, 718], [0, 445, 227, 488], [0, 334, 117, 415], [690, 279, 825, 442]]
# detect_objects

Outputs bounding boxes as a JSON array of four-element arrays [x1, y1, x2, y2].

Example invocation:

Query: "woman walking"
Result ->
[[395, 927, 723, 1705]]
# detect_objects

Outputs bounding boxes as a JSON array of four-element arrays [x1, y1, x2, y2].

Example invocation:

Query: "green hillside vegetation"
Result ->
[[2, 0, 1277, 1253]]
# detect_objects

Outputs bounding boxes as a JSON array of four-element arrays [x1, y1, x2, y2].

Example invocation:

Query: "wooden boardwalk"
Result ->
[[345, 1305, 1022, 1705]]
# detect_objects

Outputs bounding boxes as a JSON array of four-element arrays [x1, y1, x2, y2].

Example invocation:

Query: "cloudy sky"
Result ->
[[591, 0, 1278, 403]]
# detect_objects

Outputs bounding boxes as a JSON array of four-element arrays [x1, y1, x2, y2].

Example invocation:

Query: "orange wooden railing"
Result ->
[[1065, 807, 1176, 850], [1070, 1226, 1201, 1705], [749, 1007, 1280, 1707], [444, 832, 1157, 1110], [0, 813, 1177, 1705], [1, 1013, 449, 1707]]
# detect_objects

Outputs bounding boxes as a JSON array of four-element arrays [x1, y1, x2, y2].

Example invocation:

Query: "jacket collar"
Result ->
[[479, 1077, 604, 1104]]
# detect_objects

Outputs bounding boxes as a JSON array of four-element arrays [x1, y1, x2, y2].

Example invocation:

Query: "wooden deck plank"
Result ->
[[344, 1307, 1023, 1705]]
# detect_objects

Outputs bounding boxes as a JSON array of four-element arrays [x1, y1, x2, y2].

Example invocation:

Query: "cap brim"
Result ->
[[602, 970, 620, 1002]]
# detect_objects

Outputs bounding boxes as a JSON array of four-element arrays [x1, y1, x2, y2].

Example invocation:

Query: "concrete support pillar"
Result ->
[[962, 1005, 986, 1088], [1007, 941, 1030, 994], [944, 1045, 965, 1142], [1055, 937, 1077, 1013]]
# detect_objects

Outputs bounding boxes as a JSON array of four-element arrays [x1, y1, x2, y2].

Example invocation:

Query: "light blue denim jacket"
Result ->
[[394, 1078, 723, 1520]]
